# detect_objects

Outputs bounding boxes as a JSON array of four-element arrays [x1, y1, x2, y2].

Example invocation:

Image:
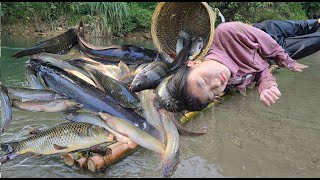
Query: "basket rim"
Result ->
[[151, 2, 217, 61]]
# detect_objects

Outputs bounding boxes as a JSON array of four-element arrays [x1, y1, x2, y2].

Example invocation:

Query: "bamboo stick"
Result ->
[[87, 142, 139, 172], [63, 151, 86, 166], [76, 157, 88, 169]]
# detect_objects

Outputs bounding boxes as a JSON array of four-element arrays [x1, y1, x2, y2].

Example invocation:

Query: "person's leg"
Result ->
[[284, 31, 320, 59], [307, 18, 320, 33], [253, 19, 319, 38]]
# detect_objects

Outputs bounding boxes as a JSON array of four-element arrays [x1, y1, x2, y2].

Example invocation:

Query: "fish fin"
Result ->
[[53, 144, 68, 150], [28, 127, 42, 136], [75, 132, 90, 140], [118, 61, 131, 79]]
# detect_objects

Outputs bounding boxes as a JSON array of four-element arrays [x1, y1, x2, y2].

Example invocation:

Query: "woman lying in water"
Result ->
[[165, 20, 319, 112]]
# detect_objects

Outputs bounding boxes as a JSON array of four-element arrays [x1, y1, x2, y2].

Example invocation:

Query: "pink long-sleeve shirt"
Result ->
[[204, 22, 297, 95]]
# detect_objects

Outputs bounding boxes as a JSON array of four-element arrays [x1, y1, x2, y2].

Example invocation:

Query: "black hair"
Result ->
[[166, 64, 209, 112]]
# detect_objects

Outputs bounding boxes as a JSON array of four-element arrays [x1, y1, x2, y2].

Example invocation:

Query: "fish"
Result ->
[[63, 112, 136, 148], [12, 99, 79, 112], [117, 61, 131, 80], [85, 67, 141, 109], [0, 122, 115, 160], [130, 54, 172, 92], [139, 89, 166, 143], [130, 36, 191, 93], [154, 75, 182, 113], [176, 30, 191, 55], [119, 63, 149, 86], [158, 108, 180, 177], [12, 27, 78, 58], [169, 32, 192, 72], [99, 112, 165, 154], [4, 86, 66, 102], [139, 89, 166, 144], [25, 64, 47, 90], [188, 37, 204, 61], [76, 20, 161, 66], [68, 58, 121, 80], [29, 60, 161, 140], [0, 86, 12, 133], [31, 53, 97, 87]]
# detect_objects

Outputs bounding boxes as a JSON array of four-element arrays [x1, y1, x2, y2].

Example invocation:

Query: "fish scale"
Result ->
[[11, 122, 112, 155]]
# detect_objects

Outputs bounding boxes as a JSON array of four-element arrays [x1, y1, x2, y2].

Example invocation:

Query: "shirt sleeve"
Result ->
[[247, 24, 297, 70], [256, 67, 278, 95]]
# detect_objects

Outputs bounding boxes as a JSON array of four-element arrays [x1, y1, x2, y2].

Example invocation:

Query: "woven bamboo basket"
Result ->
[[151, 2, 219, 60]]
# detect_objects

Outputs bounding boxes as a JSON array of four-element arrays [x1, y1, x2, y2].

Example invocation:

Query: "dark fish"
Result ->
[[12, 28, 78, 58], [130, 35, 191, 92], [76, 20, 161, 65], [0, 86, 12, 133], [25, 64, 46, 89], [29, 59, 161, 139], [85, 67, 141, 109], [130, 59, 171, 92]]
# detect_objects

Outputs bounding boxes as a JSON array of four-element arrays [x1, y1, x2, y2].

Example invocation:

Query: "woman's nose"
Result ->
[[213, 78, 222, 87]]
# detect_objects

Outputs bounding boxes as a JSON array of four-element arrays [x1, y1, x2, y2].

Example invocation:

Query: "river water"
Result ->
[[1, 35, 320, 178]]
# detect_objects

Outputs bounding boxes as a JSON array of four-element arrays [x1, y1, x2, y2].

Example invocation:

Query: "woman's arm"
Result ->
[[256, 68, 281, 107]]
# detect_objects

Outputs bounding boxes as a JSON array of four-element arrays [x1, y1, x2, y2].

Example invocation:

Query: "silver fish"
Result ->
[[12, 99, 79, 112], [158, 108, 180, 177], [5, 86, 65, 102], [139, 89, 166, 144], [188, 37, 204, 60], [99, 112, 165, 154], [25, 64, 46, 90]]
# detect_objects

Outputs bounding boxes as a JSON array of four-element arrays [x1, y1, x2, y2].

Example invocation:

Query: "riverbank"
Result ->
[[1, 22, 152, 41]]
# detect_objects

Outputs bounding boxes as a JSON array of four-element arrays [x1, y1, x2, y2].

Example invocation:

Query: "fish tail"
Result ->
[[0, 85, 8, 94], [11, 46, 42, 58], [1, 142, 15, 153], [0, 142, 19, 164]]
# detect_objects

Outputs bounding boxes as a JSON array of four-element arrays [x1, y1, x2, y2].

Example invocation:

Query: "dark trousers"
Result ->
[[253, 19, 320, 60]]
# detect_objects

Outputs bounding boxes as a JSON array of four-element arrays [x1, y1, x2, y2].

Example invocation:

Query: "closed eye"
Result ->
[[203, 78, 208, 85]]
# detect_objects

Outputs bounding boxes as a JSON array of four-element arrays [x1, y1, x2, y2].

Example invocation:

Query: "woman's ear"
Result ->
[[187, 59, 201, 67]]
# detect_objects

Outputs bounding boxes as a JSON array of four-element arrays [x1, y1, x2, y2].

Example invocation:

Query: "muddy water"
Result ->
[[1, 35, 320, 178]]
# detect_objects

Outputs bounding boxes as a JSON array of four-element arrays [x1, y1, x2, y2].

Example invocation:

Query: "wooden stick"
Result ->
[[87, 142, 139, 172]]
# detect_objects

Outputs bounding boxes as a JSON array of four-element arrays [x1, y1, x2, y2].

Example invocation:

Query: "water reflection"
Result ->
[[1, 34, 320, 178]]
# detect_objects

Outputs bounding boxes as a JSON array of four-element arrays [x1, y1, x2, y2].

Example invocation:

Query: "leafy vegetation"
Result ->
[[1, 2, 318, 37]]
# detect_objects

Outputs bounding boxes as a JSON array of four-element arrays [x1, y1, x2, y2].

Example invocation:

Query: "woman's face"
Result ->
[[186, 59, 231, 104]]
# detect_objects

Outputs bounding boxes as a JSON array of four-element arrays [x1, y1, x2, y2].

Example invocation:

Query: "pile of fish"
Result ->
[[0, 20, 206, 177]]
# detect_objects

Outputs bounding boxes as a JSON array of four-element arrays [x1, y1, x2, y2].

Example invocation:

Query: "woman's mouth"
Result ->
[[220, 73, 226, 83]]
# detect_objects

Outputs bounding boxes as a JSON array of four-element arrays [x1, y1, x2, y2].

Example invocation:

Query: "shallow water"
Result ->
[[1, 35, 320, 178]]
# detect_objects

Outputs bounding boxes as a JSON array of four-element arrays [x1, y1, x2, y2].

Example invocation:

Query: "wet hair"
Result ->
[[166, 64, 209, 112]]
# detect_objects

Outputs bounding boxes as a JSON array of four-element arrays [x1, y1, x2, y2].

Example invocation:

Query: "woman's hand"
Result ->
[[260, 86, 281, 107], [291, 62, 308, 72]]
